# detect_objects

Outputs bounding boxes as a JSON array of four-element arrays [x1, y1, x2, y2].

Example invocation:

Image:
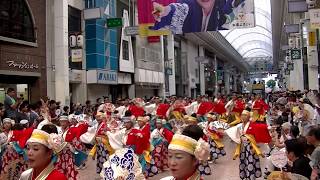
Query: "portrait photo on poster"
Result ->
[[137, 0, 255, 35]]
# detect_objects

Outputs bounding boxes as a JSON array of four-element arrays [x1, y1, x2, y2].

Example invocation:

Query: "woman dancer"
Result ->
[[227, 110, 264, 179], [205, 113, 226, 162], [20, 128, 67, 180], [161, 125, 211, 180], [151, 118, 174, 172]]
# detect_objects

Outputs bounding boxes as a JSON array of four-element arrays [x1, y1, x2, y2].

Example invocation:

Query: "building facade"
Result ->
[[0, 0, 47, 103]]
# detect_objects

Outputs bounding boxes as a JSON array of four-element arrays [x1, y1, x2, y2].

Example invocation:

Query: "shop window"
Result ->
[[0, 0, 35, 42], [122, 40, 129, 60]]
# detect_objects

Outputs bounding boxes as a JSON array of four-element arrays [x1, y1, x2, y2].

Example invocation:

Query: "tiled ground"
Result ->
[[79, 137, 266, 180]]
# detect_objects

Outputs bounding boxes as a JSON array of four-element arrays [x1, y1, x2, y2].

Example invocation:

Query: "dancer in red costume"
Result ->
[[151, 119, 174, 172]]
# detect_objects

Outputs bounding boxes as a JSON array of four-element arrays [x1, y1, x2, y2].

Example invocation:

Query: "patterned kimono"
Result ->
[[0, 128, 33, 180], [151, 127, 174, 171], [55, 127, 79, 180], [89, 122, 114, 174], [234, 122, 263, 180], [140, 123, 159, 177], [65, 123, 89, 168], [205, 122, 226, 161], [198, 135, 212, 177], [123, 127, 158, 177], [0, 143, 28, 180]]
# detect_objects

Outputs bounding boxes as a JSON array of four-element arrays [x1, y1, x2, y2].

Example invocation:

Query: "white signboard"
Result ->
[[87, 70, 118, 85], [69, 70, 83, 83], [125, 26, 139, 36], [310, 9, 320, 29], [71, 49, 83, 62]]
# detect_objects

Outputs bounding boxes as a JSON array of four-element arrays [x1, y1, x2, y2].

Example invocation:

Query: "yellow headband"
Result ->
[[169, 134, 198, 155], [27, 129, 50, 148], [207, 114, 216, 119], [137, 116, 148, 123], [187, 116, 197, 123], [242, 110, 250, 116]]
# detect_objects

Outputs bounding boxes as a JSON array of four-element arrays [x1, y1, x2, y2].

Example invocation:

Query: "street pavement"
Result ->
[[79, 137, 266, 180]]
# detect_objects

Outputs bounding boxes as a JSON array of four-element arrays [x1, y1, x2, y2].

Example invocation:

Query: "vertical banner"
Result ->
[[137, 0, 255, 36], [309, 31, 317, 46]]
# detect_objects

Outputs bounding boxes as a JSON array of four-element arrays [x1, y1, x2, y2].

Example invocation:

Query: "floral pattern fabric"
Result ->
[[55, 147, 79, 180], [0, 145, 28, 180], [239, 141, 262, 180], [153, 143, 169, 171]]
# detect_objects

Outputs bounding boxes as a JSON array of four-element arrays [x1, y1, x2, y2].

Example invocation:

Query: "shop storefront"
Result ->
[[0, 0, 47, 103], [87, 70, 118, 102]]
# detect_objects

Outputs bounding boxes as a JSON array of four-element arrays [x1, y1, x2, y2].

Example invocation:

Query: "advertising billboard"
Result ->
[[138, 0, 255, 36]]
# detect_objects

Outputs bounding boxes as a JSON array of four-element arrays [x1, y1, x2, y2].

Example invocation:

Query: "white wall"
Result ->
[[46, 0, 55, 100], [167, 34, 176, 95], [289, 59, 304, 91], [68, 0, 84, 9], [198, 46, 205, 95], [182, 40, 199, 97], [54, 0, 70, 106], [307, 46, 319, 90]]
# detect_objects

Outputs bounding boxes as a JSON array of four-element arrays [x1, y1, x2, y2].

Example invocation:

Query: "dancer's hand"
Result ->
[[152, 2, 171, 22]]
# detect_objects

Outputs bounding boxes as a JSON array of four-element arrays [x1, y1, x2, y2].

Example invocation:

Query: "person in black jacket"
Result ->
[[285, 139, 312, 179]]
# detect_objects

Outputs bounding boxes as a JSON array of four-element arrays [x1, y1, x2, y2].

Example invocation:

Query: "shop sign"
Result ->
[[308, 31, 317, 46], [290, 49, 302, 60], [309, 9, 320, 29], [125, 26, 139, 36], [69, 70, 83, 83], [106, 18, 123, 28], [71, 49, 83, 62], [147, 36, 160, 43], [6, 60, 39, 69], [97, 70, 117, 84]]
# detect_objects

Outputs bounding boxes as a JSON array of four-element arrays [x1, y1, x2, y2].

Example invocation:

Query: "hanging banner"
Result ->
[[309, 9, 320, 29], [137, 0, 255, 36]]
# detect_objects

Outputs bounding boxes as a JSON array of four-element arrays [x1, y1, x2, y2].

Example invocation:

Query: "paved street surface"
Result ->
[[79, 137, 266, 180]]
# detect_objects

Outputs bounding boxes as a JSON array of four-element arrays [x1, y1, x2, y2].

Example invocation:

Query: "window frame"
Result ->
[[0, 0, 37, 47]]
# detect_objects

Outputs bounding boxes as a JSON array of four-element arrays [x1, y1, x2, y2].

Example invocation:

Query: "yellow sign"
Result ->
[[309, 31, 317, 46], [252, 84, 265, 90]]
